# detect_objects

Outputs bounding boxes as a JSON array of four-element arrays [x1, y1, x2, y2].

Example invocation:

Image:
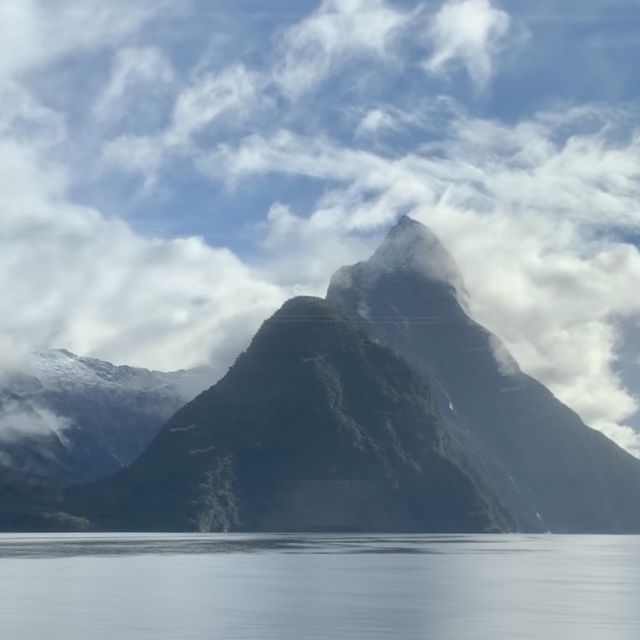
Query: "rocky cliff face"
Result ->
[[327, 216, 640, 533]]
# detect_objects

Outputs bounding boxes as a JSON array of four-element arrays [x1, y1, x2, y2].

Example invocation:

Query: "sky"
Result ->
[[2, 0, 640, 454]]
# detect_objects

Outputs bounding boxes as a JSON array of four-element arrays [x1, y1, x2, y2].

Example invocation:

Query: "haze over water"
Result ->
[[1, 534, 639, 639]]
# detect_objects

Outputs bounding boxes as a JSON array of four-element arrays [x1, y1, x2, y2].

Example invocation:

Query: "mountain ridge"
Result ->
[[327, 215, 640, 533], [4, 216, 640, 534]]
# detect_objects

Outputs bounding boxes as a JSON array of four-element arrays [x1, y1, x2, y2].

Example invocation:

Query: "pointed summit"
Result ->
[[327, 216, 466, 321], [369, 216, 464, 290]]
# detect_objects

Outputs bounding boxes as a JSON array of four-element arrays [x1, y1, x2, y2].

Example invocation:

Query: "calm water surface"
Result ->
[[1, 534, 639, 639]]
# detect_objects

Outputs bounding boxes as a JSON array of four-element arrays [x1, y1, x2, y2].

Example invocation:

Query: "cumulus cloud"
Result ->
[[274, 0, 411, 98], [424, 0, 512, 89], [0, 136, 287, 374], [259, 203, 375, 291]]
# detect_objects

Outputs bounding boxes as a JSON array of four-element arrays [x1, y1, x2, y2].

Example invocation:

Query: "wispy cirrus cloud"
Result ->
[[102, 64, 261, 182], [0, 0, 176, 82], [101, 0, 520, 186], [100, 0, 412, 182], [94, 46, 175, 125], [274, 0, 412, 98]]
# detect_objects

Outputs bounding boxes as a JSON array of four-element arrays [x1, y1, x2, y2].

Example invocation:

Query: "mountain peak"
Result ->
[[274, 296, 333, 317], [246, 296, 372, 363], [327, 217, 465, 306], [370, 216, 464, 289], [389, 214, 422, 232], [392, 214, 416, 228]]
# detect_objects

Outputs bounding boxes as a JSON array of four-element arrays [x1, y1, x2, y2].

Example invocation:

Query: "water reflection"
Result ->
[[0, 533, 545, 559]]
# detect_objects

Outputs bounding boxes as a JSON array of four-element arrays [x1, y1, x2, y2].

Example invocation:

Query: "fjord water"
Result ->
[[1, 535, 639, 640]]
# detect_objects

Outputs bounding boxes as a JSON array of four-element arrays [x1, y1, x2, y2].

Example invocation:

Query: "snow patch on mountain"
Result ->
[[0, 349, 216, 483]]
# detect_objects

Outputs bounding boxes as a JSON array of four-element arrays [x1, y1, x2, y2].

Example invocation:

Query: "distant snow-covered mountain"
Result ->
[[0, 349, 216, 485]]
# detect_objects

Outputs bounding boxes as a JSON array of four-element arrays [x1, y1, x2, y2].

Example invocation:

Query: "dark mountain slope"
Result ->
[[327, 216, 640, 533], [0, 471, 89, 532], [80, 297, 502, 533]]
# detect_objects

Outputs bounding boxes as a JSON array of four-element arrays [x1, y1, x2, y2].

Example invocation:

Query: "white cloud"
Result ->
[[0, 132, 287, 376], [0, 399, 73, 444], [168, 65, 259, 145], [0, 0, 170, 82], [274, 0, 411, 98], [94, 47, 175, 123], [103, 64, 260, 181], [424, 0, 512, 89], [355, 108, 400, 138], [101, 0, 415, 180], [259, 203, 375, 291], [0, 82, 66, 151]]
